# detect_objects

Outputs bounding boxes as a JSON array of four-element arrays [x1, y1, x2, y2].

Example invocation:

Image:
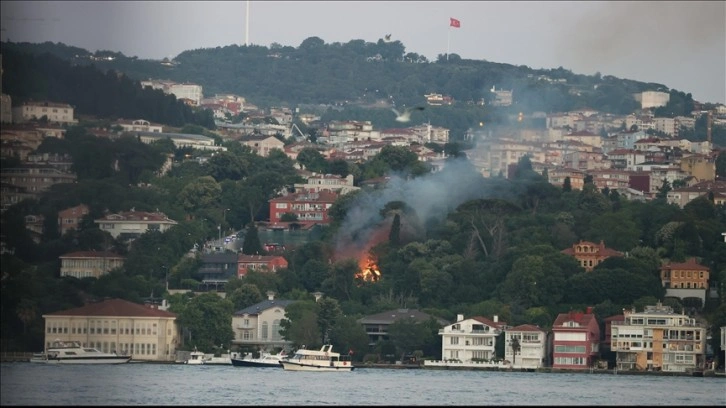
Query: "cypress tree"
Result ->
[[241, 223, 264, 255]]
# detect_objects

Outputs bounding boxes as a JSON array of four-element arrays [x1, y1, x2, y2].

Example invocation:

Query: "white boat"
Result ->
[[203, 352, 237, 365], [38, 340, 131, 364], [185, 347, 206, 365], [280, 344, 354, 372], [231, 351, 287, 368]]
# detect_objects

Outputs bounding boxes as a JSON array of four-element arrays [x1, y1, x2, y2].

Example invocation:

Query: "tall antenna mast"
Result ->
[[245, 0, 250, 47]]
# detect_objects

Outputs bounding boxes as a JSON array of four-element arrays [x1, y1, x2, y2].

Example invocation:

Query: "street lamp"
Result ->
[[223, 208, 230, 236]]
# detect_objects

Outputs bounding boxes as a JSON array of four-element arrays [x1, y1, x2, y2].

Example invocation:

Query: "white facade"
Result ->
[[117, 119, 163, 133], [504, 325, 547, 369], [439, 314, 506, 362], [12, 101, 76, 124], [94, 211, 178, 239], [140, 80, 203, 105], [231, 293, 293, 351], [637, 91, 670, 109]]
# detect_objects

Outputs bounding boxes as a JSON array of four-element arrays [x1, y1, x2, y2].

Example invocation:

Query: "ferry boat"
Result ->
[[280, 345, 353, 372], [38, 340, 131, 364]]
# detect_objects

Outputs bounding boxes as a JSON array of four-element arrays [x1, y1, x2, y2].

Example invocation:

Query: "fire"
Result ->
[[355, 257, 381, 283]]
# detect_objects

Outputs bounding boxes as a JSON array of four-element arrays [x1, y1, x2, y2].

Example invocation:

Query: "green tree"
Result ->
[[317, 297, 343, 344], [241, 223, 264, 255], [387, 317, 428, 362], [178, 176, 221, 213], [227, 283, 263, 310], [171, 292, 235, 352]]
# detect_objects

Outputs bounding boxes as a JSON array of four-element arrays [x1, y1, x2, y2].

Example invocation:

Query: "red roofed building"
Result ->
[[59, 250, 125, 279], [41, 298, 179, 362], [504, 324, 547, 369], [660, 257, 710, 304], [551, 307, 600, 370], [268, 190, 338, 226], [237, 254, 288, 277], [94, 210, 178, 240], [561, 240, 624, 272]]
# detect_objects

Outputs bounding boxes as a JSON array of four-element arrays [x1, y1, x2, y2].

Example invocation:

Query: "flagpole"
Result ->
[[447, 26, 450, 61]]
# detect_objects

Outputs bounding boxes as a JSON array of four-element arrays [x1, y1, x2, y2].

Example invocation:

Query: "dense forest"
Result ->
[[1, 41, 724, 360]]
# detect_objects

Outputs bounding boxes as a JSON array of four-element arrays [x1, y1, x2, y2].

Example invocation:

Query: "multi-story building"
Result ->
[[324, 120, 381, 145], [231, 291, 294, 351], [660, 258, 710, 304], [667, 180, 726, 208], [504, 324, 547, 369], [236, 254, 288, 278], [551, 308, 600, 370], [58, 204, 89, 236], [94, 210, 178, 240], [560, 240, 623, 272], [635, 91, 670, 110], [41, 298, 179, 362], [135, 131, 225, 152], [438, 314, 507, 362], [59, 250, 125, 279], [140, 80, 203, 106], [610, 302, 707, 372], [679, 153, 716, 182], [12, 101, 76, 124], [293, 173, 358, 195], [563, 130, 602, 149], [489, 86, 513, 106], [0, 165, 77, 211], [238, 134, 285, 157], [268, 190, 338, 225], [358, 308, 448, 349]]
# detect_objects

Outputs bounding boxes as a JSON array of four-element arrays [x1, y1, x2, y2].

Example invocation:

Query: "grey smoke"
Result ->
[[333, 158, 490, 253]]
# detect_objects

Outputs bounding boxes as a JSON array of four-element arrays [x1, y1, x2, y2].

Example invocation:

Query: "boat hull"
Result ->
[[280, 360, 354, 372], [231, 358, 282, 368], [45, 356, 132, 364]]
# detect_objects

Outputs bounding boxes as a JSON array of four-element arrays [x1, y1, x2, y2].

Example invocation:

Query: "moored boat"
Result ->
[[39, 340, 131, 364], [231, 351, 287, 368], [280, 344, 353, 372], [185, 347, 206, 365]]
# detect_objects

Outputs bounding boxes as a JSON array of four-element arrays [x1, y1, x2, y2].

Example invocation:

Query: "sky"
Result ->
[[1, 1, 724, 104]]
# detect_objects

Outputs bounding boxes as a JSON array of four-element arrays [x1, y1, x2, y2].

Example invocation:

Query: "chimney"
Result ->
[[266, 291, 275, 301], [493, 315, 498, 323], [313, 292, 323, 302], [586, 306, 593, 314], [457, 314, 464, 322]]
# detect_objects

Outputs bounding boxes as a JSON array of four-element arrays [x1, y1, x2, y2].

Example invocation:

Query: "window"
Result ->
[[450, 337, 459, 345], [261, 321, 269, 340]]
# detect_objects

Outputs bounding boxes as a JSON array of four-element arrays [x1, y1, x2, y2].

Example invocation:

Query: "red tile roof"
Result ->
[[44, 298, 176, 318], [660, 257, 708, 271], [553, 310, 596, 327]]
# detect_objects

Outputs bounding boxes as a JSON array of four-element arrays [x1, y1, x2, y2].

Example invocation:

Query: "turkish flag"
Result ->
[[450, 18, 461, 28]]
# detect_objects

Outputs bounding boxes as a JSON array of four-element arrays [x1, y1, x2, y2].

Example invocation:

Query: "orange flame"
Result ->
[[355, 256, 381, 283]]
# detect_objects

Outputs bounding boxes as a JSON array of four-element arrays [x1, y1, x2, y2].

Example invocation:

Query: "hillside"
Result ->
[[1, 39, 672, 114]]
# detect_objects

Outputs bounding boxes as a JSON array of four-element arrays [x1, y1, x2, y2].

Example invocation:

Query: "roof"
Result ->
[[357, 308, 448, 326], [238, 254, 288, 263], [234, 299, 295, 316], [507, 324, 544, 332], [660, 257, 708, 271], [471, 316, 508, 330], [95, 211, 177, 223], [43, 298, 176, 318], [59, 251, 124, 259], [553, 310, 597, 328]]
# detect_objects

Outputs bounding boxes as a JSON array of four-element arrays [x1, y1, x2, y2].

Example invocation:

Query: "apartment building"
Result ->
[[667, 180, 726, 208], [610, 302, 706, 372], [360, 308, 448, 349], [293, 173, 358, 195], [438, 314, 508, 362], [238, 134, 285, 157], [58, 204, 89, 236], [135, 131, 225, 152], [268, 190, 338, 225], [140, 80, 203, 106], [0, 165, 77, 210], [42, 298, 179, 362]]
